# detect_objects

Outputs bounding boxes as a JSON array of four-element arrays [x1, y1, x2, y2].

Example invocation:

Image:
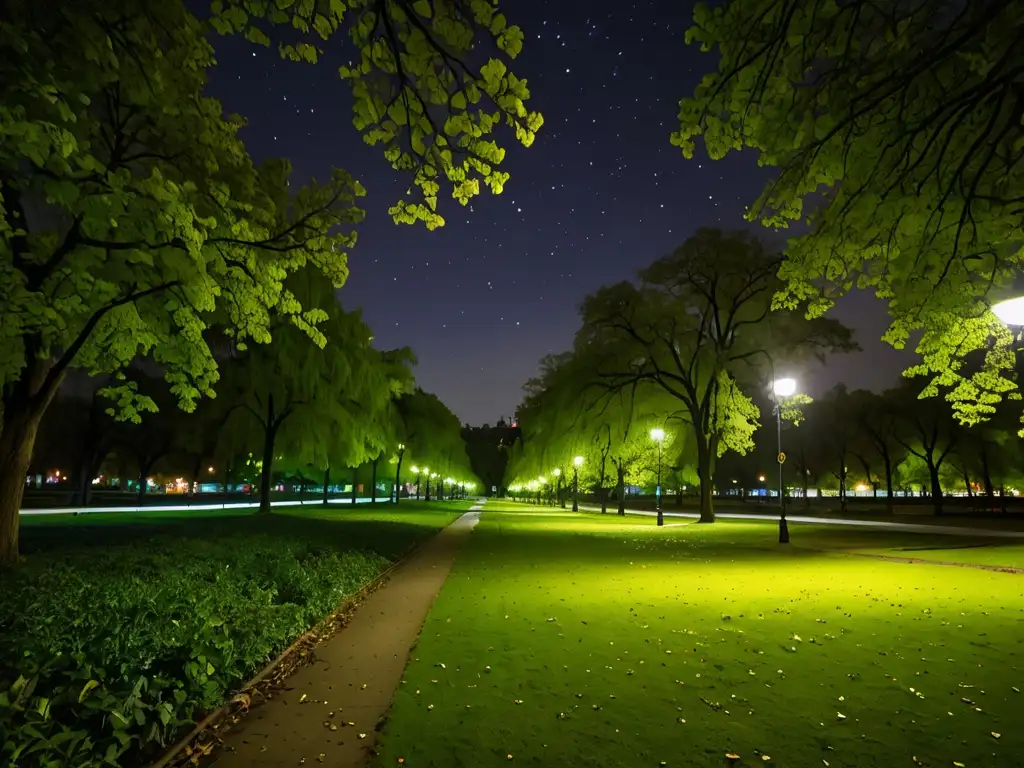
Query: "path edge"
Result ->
[[149, 508, 472, 768]]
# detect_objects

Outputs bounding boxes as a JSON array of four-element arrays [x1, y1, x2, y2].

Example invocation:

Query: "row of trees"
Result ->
[[717, 379, 1024, 516], [0, 0, 537, 564], [505, 229, 857, 523], [32, 273, 478, 512]]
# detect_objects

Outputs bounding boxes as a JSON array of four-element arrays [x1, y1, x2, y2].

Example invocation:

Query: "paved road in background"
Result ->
[[578, 505, 1024, 539]]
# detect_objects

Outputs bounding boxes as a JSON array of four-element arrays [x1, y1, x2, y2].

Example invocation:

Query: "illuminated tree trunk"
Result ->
[[351, 467, 358, 505], [980, 444, 995, 510], [927, 461, 943, 516], [0, 410, 45, 565], [322, 466, 330, 504], [883, 451, 894, 515], [695, 435, 716, 524]]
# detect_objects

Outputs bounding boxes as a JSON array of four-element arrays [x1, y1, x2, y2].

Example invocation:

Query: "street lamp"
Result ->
[[553, 468, 563, 508], [772, 377, 798, 544], [650, 428, 665, 526], [572, 456, 583, 512]]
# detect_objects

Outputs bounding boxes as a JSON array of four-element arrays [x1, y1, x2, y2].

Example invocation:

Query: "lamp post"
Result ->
[[411, 466, 421, 500], [650, 428, 665, 526], [572, 456, 583, 511], [553, 468, 563, 508], [772, 377, 797, 544]]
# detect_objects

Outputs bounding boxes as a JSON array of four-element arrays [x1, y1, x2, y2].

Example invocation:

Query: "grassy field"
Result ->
[[377, 504, 1024, 768], [1, 501, 468, 767]]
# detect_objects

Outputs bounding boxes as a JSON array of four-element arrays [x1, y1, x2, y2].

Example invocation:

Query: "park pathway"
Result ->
[[205, 505, 483, 768]]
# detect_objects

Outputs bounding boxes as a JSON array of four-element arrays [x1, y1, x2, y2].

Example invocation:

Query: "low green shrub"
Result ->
[[0, 533, 389, 766]]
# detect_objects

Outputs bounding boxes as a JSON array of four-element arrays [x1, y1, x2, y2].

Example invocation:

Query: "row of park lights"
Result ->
[[406, 463, 474, 502]]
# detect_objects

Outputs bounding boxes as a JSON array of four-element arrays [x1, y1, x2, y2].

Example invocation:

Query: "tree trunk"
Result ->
[[136, 462, 150, 503], [258, 397, 278, 514], [980, 444, 995, 510], [322, 466, 330, 505], [928, 462, 943, 515], [0, 408, 45, 565], [696, 438, 715, 523], [616, 465, 625, 516], [961, 466, 973, 499], [189, 454, 203, 498], [351, 467, 358, 505], [394, 453, 403, 504], [883, 451, 894, 515], [371, 459, 378, 504]]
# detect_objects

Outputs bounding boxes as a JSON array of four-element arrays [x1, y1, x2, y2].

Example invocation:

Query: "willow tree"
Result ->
[[674, 0, 1022, 426], [0, 0, 540, 562], [579, 229, 855, 522]]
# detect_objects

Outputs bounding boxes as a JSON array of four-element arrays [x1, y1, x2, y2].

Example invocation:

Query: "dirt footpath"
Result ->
[[207, 506, 482, 767]]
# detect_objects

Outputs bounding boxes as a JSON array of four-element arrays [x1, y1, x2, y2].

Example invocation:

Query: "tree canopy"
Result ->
[[0, 0, 535, 562], [506, 229, 856, 522], [673, 0, 1023, 425]]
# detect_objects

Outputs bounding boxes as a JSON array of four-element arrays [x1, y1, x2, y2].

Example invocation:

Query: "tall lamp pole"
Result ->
[[650, 428, 665, 526], [572, 456, 583, 511], [553, 468, 564, 508], [772, 377, 797, 544]]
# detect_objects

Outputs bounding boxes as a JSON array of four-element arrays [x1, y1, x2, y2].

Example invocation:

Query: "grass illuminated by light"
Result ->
[[378, 503, 1023, 768]]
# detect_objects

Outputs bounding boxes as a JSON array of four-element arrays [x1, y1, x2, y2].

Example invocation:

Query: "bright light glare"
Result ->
[[758, 475, 766, 482], [573, 456, 584, 467], [553, 468, 561, 476], [992, 296, 1024, 326], [773, 377, 797, 397], [411, 466, 419, 473], [650, 428, 665, 442]]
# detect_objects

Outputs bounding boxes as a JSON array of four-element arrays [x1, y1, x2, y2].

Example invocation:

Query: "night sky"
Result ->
[[206, 0, 912, 426]]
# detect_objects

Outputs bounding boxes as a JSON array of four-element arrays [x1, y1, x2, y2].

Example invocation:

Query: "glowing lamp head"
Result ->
[[758, 475, 766, 482], [993, 296, 1024, 327], [773, 377, 797, 397], [553, 468, 561, 476], [573, 456, 584, 467], [650, 428, 665, 442], [411, 466, 419, 474]]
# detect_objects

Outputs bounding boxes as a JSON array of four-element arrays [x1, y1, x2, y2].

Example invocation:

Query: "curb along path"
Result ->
[[206, 505, 484, 768]]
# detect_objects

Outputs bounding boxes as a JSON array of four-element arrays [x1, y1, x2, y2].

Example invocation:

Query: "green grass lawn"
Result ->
[[378, 504, 1023, 768], [1, 500, 468, 767]]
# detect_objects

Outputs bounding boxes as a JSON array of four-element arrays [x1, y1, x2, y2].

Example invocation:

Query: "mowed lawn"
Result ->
[[2, 501, 469, 767], [378, 504, 1024, 768]]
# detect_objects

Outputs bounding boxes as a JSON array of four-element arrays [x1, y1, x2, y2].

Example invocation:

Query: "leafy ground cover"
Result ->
[[1, 501, 467, 767], [378, 504, 1024, 768]]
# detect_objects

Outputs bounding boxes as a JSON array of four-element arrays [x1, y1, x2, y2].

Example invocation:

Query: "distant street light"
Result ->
[[772, 377, 798, 544], [572, 456, 583, 512], [650, 428, 665, 526], [553, 467, 564, 508]]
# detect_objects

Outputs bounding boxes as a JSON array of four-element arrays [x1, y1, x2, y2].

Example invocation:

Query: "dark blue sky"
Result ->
[[206, 0, 910, 425]]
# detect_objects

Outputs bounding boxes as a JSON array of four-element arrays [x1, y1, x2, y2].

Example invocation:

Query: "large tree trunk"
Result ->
[[394, 453, 403, 504], [928, 462, 943, 516], [370, 459, 378, 504], [322, 466, 330, 505], [616, 465, 625, 516], [696, 437, 716, 523], [351, 467, 358, 505], [0, 409, 46, 565]]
